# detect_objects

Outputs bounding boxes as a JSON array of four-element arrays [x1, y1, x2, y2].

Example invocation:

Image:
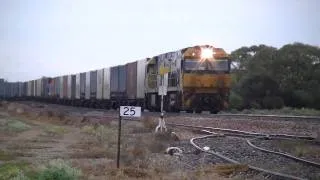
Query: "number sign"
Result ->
[[120, 106, 141, 117]]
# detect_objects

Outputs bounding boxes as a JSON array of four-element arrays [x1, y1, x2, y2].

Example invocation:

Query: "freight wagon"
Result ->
[[0, 79, 4, 99], [0, 45, 232, 113]]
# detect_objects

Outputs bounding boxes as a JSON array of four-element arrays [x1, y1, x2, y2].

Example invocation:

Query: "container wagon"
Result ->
[[0, 79, 5, 99], [1, 45, 231, 113]]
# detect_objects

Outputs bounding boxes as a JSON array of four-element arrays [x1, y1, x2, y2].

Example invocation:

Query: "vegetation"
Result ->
[[0, 162, 33, 180], [45, 125, 67, 134], [229, 43, 320, 111], [37, 159, 82, 180], [0, 159, 82, 180], [0, 150, 15, 161], [0, 118, 30, 133]]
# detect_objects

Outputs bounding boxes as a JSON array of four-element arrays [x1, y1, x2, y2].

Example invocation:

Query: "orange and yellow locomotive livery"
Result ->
[[145, 45, 232, 113]]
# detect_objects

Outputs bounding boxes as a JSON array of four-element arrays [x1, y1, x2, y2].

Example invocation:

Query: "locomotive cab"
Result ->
[[181, 45, 232, 113]]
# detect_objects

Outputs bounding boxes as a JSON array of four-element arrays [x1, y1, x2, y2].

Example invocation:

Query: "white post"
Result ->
[[156, 74, 167, 132]]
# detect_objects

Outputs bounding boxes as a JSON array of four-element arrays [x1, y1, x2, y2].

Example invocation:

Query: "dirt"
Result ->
[[2, 101, 318, 180], [0, 102, 235, 180]]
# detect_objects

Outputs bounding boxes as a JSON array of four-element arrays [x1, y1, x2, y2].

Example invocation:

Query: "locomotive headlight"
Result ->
[[201, 48, 214, 59]]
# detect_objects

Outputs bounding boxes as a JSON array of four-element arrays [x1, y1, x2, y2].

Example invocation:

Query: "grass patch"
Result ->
[[44, 125, 67, 136], [0, 150, 15, 161], [276, 140, 320, 158], [0, 161, 35, 180], [37, 159, 82, 180], [80, 125, 117, 144], [0, 118, 30, 133], [0, 159, 82, 180], [213, 164, 249, 177], [0, 150, 16, 161], [142, 116, 157, 131]]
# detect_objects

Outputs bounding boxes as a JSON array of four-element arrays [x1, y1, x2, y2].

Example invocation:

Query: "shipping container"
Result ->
[[0, 79, 4, 98], [46, 78, 54, 97], [27, 81, 32, 96], [54, 77, 60, 97], [59, 76, 64, 99], [30, 80, 34, 96], [27, 81, 31, 97], [119, 65, 126, 93], [71, 75, 76, 99], [67, 75, 72, 99], [41, 78, 46, 97], [126, 61, 137, 99], [18, 82, 24, 97], [15, 82, 20, 97], [67, 75, 76, 99], [63, 76, 68, 99], [10, 83, 15, 97], [96, 69, 104, 100], [110, 65, 127, 98], [85, 72, 90, 100], [38, 79, 42, 97], [137, 59, 146, 99], [34, 80, 37, 97], [75, 73, 80, 99], [90, 70, 97, 99], [4, 82, 11, 98], [9, 82, 14, 97], [23, 82, 28, 97], [41, 78, 51, 97], [103, 68, 110, 100], [80, 73, 86, 99], [110, 66, 118, 97]]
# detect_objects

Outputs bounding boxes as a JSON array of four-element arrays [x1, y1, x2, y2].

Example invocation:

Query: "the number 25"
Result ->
[[123, 107, 135, 116]]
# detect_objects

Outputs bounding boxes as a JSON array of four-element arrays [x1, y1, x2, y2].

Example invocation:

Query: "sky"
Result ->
[[0, 0, 319, 82]]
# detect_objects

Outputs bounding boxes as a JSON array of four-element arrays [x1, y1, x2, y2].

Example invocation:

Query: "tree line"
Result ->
[[229, 42, 320, 110]]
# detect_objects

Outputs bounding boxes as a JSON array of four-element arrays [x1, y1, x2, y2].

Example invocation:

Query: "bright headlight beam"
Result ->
[[201, 48, 213, 59]]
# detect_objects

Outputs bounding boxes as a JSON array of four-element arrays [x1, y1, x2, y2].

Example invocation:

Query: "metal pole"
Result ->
[[160, 75, 164, 132], [117, 114, 121, 168]]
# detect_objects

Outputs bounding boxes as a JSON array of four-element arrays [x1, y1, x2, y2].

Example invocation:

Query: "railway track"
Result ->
[[4, 101, 320, 179], [12, 101, 320, 123], [175, 124, 320, 180]]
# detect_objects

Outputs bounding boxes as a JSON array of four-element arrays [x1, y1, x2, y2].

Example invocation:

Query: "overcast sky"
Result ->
[[0, 0, 319, 81]]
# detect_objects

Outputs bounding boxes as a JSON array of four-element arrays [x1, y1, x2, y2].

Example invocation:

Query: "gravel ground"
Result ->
[[5, 101, 320, 179], [193, 136, 320, 180], [251, 138, 320, 164]]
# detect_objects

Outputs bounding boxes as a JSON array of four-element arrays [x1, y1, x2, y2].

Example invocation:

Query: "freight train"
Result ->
[[0, 45, 232, 113]]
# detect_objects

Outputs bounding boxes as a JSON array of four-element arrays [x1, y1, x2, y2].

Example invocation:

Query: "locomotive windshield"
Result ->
[[184, 59, 229, 72]]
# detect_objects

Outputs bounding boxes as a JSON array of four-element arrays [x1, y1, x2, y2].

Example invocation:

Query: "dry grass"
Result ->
[[0, 118, 31, 133], [142, 116, 157, 131], [212, 164, 249, 177], [80, 124, 117, 144], [0, 150, 15, 161], [43, 125, 68, 137], [276, 140, 320, 158], [68, 147, 112, 159]]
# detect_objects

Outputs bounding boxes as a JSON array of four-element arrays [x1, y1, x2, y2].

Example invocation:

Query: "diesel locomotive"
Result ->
[[0, 45, 232, 113]]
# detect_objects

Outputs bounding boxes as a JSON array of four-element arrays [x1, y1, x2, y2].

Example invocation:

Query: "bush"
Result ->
[[292, 90, 314, 108], [37, 159, 82, 180], [7, 119, 31, 132], [228, 91, 243, 110], [142, 116, 157, 130], [262, 96, 284, 109], [0, 162, 30, 180]]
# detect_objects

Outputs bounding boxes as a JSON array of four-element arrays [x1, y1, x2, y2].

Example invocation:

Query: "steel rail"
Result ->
[[212, 113, 320, 120], [190, 135, 306, 180], [247, 138, 320, 168], [166, 122, 315, 140]]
